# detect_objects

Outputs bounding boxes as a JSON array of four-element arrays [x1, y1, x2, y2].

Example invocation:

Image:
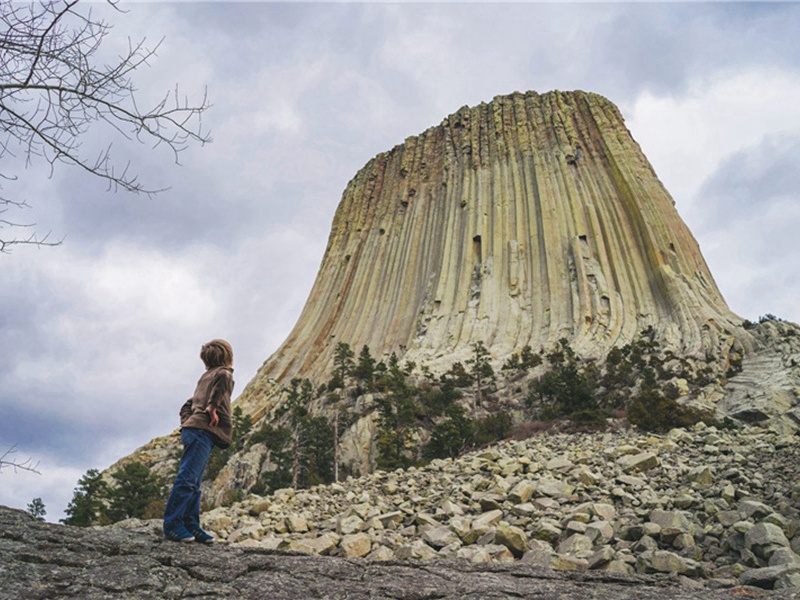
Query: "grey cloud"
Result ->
[[695, 134, 800, 227], [583, 4, 800, 100], [692, 134, 800, 322]]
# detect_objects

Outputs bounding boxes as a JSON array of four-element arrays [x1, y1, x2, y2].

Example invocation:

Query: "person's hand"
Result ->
[[205, 405, 219, 427]]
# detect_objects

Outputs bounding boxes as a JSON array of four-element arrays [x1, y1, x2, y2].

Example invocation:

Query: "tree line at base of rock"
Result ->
[[62, 328, 741, 526]]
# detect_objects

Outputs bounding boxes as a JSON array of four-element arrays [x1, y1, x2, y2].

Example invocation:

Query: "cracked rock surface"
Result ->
[[1, 505, 796, 599]]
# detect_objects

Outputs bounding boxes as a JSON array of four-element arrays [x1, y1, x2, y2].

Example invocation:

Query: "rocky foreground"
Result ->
[[197, 422, 800, 594], [0, 506, 796, 600], [3, 423, 799, 599]]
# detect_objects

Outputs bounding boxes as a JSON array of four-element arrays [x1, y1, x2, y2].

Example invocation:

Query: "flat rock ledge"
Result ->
[[0, 506, 795, 600]]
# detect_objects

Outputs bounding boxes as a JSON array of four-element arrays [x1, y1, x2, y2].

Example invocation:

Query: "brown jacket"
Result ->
[[179, 366, 235, 449]]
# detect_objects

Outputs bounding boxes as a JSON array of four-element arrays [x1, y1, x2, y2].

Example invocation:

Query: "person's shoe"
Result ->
[[192, 528, 215, 544], [164, 526, 195, 543]]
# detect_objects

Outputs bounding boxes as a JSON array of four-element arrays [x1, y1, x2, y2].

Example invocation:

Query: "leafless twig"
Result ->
[[0, 443, 42, 475], [0, 0, 211, 251]]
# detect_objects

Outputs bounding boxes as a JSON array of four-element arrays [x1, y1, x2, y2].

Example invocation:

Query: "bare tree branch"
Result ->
[[0, 443, 42, 475], [0, 0, 211, 252]]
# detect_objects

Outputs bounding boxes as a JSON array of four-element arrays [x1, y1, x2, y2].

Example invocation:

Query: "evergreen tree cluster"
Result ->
[[525, 329, 722, 432], [62, 462, 165, 527], [232, 341, 509, 498]]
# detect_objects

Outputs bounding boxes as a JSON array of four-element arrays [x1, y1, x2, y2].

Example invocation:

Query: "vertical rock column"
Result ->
[[240, 90, 749, 404]]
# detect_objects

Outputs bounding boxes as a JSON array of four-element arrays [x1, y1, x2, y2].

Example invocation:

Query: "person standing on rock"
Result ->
[[163, 339, 235, 543]]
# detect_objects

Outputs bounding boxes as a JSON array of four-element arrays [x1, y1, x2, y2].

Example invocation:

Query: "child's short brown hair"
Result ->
[[200, 339, 233, 369]]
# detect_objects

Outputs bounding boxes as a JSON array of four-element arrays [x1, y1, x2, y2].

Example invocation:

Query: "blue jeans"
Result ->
[[163, 427, 214, 534]]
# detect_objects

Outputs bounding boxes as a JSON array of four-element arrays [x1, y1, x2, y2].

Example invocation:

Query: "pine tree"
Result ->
[[331, 342, 355, 390], [27, 497, 46, 521], [466, 341, 496, 405], [325, 391, 345, 483], [62, 469, 109, 526], [353, 345, 377, 389], [106, 462, 165, 522], [286, 378, 314, 490], [250, 424, 293, 494], [440, 361, 473, 389], [375, 354, 418, 470], [423, 404, 474, 460]]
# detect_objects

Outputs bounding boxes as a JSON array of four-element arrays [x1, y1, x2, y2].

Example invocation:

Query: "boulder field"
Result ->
[[193, 422, 800, 593]]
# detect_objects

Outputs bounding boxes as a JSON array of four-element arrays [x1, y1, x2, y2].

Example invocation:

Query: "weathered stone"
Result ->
[[422, 526, 460, 549], [533, 497, 560, 511], [546, 455, 573, 472], [285, 514, 309, 533], [376, 511, 404, 529], [249, 499, 271, 515], [508, 480, 536, 504], [617, 452, 660, 474], [592, 503, 616, 522], [438, 500, 465, 517], [449, 516, 471, 540], [586, 520, 615, 545], [202, 511, 233, 532], [189, 89, 756, 412], [776, 570, 800, 590], [673, 493, 697, 509], [339, 414, 379, 478], [366, 544, 395, 561], [616, 475, 648, 488], [672, 533, 695, 550], [550, 555, 589, 572], [738, 499, 774, 520], [745, 523, 791, 560], [520, 539, 554, 567], [558, 534, 594, 558], [579, 469, 601, 486], [13, 413, 800, 600], [471, 509, 503, 531], [279, 539, 316, 554], [648, 510, 694, 542], [762, 512, 789, 531], [415, 512, 440, 528], [641, 550, 691, 574], [739, 564, 800, 589], [483, 544, 516, 563], [769, 548, 800, 567], [564, 520, 587, 535], [709, 473, 729, 494], [733, 520, 754, 534], [478, 494, 504, 511], [587, 546, 616, 570], [340, 533, 372, 558], [306, 532, 340, 556], [642, 522, 661, 538], [456, 546, 492, 563], [337, 515, 364, 535], [512, 502, 537, 517], [530, 520, 562, 543], [716, 510, 739, 527], [633, 535, 659, 553], [494, 522, 527, 557], [227, 522, 263, 542], [536, 479, 575, 498], [395, 539, 439, 560]]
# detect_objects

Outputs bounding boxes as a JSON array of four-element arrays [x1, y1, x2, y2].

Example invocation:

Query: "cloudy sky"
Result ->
[[1, 1, 798, 521]]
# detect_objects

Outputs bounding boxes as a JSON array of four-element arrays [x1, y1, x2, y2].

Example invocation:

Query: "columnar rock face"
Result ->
[[247, 90, 748, 397]]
